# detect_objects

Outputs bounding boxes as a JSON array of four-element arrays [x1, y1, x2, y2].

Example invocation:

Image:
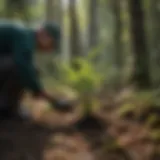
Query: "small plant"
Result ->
[[57, 58, 104, 117], [55, 44, 106, 116], [51, 46, 107, 129]]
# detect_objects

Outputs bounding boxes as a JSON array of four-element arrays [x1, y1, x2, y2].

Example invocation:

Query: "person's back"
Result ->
[[0, 21, 34, 118], [0, 21, 36, 91], [0, 21, 30, 56], [0, 22, 15, 55]]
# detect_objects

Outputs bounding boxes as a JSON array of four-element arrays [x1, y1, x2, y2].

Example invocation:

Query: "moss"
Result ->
[[146, 114, 160, 129], [102, 140, 131, 160], [136, 105, 160, 123], [150, 130, 160, 143], [103, 140, 120, 152], [118, 103, 136, 119]]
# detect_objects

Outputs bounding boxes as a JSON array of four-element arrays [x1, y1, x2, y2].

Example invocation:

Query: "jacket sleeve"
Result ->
[[12, 30, 43, 93]]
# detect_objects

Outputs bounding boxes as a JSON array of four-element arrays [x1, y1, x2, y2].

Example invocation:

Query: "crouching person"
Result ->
[[0, 21, 72, 120]]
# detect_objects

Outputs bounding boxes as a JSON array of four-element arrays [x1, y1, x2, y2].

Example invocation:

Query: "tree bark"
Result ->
[[110, 0, 123, 88], [128, 0, 151, 89], [69, 0, 82, 58], [112, 0, 122, 68], [149, 0, 160, 86], [88, 0, 98, 49]]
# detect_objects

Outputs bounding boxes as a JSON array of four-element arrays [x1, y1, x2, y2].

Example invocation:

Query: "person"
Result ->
[[0, 21, 72, 120]]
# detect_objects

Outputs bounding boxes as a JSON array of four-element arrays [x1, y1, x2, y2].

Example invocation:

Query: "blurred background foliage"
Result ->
[[1, 0, 160, 94]]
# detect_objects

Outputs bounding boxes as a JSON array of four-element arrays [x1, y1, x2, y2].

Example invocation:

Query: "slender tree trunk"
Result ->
[[88, 0, 98, 49], [128, 0, 151, 89], [109, 0, 123, 88], [112, 0, 122, 68], [149, 0, 160, 58], [149, 0, 160, 86], [69, 0, 82, 58]]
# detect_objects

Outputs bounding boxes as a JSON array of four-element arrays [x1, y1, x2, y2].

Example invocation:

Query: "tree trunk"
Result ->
[[149, 0, 160, 86], [109, 0, 123, 88], [128, 0, 151, 89], [88, 0, 98, 49], [112, 0, 123, 68], [69, 0, 82, 58]]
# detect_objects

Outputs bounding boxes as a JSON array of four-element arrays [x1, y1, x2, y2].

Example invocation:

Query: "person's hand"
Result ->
[[33, 91, 74, 112], [51, 99, 74, 112]]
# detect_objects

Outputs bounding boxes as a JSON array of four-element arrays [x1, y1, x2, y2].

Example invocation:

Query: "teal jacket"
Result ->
[[0, 21, 42, 93]]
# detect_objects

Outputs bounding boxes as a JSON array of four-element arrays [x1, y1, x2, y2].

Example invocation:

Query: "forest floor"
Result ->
[[0, 88, 159, 160]]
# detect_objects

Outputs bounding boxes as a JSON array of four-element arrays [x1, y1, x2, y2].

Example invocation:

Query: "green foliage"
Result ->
[[50, 45, 106, 115], [0, 0, 5, 14], [147, 114, 159, 127], [29, 2, 45, 21], [118, 103, 135, 118], [56, 57, 105, 96], [60, 58, 104, 93], [150, 129, 160, 142], [117, 90, 160, 125], [53, 44, 106, 95]]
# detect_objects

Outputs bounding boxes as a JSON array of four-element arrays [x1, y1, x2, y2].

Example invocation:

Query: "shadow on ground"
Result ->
[[0, 120, 56, 160], [0, 116, 116, 160]]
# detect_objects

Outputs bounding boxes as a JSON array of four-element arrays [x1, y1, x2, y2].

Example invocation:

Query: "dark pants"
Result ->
[[0, 57, 24, 115]]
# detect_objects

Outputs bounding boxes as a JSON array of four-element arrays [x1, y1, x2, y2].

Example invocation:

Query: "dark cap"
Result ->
[[43, 22, 61, 51]]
